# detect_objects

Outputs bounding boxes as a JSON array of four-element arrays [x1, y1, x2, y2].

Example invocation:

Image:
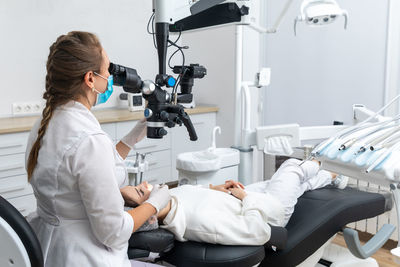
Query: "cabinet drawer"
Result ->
[[0, 154, 26, 178], [144, 166, 171, 185], [8, 194, 36, 217], [0, 175, 32, 199], [117, 121, 171, 154], [0, 132, 29, 156], [126, 149, 171, 170]]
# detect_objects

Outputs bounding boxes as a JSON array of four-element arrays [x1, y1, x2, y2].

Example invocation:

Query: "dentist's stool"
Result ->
[[0, 196, 43, 267]]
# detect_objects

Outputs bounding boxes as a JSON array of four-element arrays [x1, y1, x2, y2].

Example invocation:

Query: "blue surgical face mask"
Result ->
[[92, 72, 113, 106]]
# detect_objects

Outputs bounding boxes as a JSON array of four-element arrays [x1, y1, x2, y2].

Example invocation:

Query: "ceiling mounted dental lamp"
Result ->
[[294, 0, 348, 36]]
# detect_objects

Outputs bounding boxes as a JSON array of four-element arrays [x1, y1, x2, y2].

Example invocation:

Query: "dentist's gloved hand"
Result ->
[[120, 118, 147, 149], [144, 184, 171, 214]]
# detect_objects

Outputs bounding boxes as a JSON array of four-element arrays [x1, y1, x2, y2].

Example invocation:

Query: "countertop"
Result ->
[[0, 106, 218, 134]]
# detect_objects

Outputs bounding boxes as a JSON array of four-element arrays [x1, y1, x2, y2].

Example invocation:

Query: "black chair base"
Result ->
[[161, 241, 265, 267]]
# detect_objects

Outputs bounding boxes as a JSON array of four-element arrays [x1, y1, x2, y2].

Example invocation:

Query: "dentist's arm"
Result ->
[[72, 134, 137, 250], [127, 203, 157, 232], [116, 141, 130, 160], [116, 118, 147, 160]]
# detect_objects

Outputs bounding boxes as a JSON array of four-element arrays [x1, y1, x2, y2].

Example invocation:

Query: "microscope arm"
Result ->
[[153, 0, 250, 80]]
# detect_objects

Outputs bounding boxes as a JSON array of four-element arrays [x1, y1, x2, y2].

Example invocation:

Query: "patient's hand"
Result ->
[[228, 187, 247, 201], [209, 180, 245, 193]]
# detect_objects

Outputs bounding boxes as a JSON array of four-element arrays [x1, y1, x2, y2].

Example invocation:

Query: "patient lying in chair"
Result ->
[[122, 159, 347, 246]]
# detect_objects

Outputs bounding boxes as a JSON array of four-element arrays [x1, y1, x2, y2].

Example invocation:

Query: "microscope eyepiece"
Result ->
[[108, 62, 143, 93]]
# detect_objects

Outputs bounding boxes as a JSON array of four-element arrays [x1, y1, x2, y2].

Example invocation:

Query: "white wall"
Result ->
[[262, 0, 390, 126], [0, 0, 158, 117], [181, 26, 236, 148], [182, 1, 262, 148]]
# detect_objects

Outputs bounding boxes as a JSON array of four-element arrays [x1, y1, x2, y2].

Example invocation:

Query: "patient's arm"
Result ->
[[228, 187, 247, 200]]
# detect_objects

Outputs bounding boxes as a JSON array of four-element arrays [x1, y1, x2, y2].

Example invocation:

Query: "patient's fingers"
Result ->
[[236, 182, 245, 189], [209, 184, 230, 193], [224, 180, 245, 189]]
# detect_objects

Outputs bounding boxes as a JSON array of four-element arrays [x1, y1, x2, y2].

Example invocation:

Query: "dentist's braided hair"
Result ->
[[27, 31, 103, 180]]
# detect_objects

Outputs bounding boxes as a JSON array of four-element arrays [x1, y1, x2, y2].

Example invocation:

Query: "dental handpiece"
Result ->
[[368, 125, 400, 150], [313, 120, 392, 156], [339, 126, 382, 151], [339, 138, 357, 151], [342, 122, 400, 151], [355, 125, 397, 155], [314, 95, 400, 157], [366, 142, 400, 173], [371, 134, 400, 151]]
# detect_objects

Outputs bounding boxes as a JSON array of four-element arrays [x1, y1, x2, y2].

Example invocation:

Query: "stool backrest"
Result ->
[[0, 196, 43, 267]]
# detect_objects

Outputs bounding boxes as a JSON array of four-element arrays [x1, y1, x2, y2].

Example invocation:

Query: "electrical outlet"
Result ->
[[12, 102, 43, 116]]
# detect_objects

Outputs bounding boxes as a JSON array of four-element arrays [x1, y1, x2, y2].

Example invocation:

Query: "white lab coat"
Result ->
[[161, 185, 285, 245], [25, 101, 133, 267]]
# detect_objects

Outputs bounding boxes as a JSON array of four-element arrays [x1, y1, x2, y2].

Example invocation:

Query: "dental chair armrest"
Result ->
[[128, 228, 175, 253], [343, 224, 396, 259], [265, 224, 288, 250]]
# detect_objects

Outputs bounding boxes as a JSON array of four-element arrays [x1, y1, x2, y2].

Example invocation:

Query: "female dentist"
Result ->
[[25, 31, 170, 267]]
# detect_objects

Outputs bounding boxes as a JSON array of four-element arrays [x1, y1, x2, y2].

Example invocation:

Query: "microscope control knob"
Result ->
[[144, 108, 153, 118], [166, 76, 176, 87], [160, 111, 169, 121], [157, 128, 168, 137], [166, 120, 175, 128], [142, 80, 156, 95], [174, 117, 183, 126]]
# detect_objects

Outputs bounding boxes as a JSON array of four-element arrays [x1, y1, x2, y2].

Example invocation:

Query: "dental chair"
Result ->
[[127, 185, 394, 266], [0, 195, 43, 267], [0, 185, 391, 267]]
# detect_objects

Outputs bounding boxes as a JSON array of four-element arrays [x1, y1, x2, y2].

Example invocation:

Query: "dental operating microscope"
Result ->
[[109, 0, 252, 141]]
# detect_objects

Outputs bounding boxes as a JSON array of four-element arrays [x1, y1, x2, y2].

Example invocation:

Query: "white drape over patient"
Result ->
[[161, 185, 285, 246], [160, 160, 331, 246]]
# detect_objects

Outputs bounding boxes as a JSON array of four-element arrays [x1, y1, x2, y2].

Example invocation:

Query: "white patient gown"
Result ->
[[161, 185, 285, 246], [25, 101, 133, 267]]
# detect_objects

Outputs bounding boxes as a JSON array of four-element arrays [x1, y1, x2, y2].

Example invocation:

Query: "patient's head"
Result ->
[[125, 181, 153, 207]]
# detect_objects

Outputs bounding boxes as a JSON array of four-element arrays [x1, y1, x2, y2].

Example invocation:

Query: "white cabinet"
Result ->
[[0, 131, 35, 216], [0, 132, 28, 156], [0, 110, 216, 215]]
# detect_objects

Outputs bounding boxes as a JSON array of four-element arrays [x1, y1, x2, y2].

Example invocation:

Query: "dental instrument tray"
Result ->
[[313, 121, 400, 187]]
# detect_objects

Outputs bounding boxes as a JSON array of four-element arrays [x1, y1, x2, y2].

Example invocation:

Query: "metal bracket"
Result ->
[[343, 224, 396, 259], [391, 183, 400, 246], [352, 104, 390, 123]]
